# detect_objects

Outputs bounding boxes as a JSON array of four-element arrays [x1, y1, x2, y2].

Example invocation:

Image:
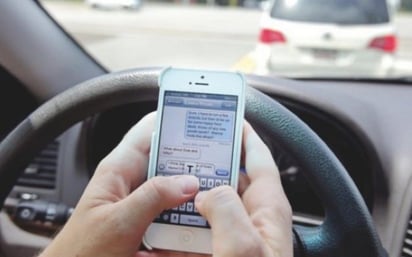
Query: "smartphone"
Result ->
[[143, 68, 245, 254]]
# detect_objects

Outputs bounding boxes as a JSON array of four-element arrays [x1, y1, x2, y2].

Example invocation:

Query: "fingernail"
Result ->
[[175, 175, 199, 195]]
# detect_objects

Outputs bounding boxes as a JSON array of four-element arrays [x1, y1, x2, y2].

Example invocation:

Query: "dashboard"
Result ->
[[2, 76, 412, 257]]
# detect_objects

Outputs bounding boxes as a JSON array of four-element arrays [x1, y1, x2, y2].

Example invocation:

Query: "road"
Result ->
[[42, 1, 260, 71], [42, 1, 412, 75]]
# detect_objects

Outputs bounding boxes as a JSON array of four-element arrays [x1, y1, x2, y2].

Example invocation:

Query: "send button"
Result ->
[[215, 169, 229, 176]]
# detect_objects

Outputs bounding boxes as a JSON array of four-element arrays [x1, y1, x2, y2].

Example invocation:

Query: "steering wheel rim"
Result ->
[[0, 67, 387, 257]]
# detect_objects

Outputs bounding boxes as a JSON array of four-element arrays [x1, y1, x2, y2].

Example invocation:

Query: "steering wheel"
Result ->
[[0, 68, 387, 257]]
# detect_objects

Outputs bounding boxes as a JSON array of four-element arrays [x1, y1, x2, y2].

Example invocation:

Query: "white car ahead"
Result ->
[[253, 0, 397, 78]]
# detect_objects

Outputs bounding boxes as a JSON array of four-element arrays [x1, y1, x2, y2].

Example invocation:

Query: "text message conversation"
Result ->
[[155, 91, 238, 227]]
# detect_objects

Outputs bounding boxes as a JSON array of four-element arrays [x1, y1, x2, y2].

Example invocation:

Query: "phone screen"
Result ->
[[154, 90, 238, 228]]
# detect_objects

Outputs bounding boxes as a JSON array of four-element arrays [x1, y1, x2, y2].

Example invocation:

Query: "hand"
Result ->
[[39, 113, 293, 257], [39, 112, 200, 257], [194, 122, 293, 257]]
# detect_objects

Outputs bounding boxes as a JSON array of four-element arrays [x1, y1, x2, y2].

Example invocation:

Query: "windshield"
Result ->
[[41, 0, 411, 80], [270, 0, 389, 24]]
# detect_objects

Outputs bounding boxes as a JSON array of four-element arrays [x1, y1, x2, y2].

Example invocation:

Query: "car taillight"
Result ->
[[259, 29, 286, 44], [368, 35, 397, 53]]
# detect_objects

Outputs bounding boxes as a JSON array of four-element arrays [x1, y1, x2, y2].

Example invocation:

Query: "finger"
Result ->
[[242, 121, 280, 183], [195, 186, 264, 257], [119, 175, 199, 237], [92, 112, 157, 192], [242, 121, 291, 213], [241, 122, 293, 256]]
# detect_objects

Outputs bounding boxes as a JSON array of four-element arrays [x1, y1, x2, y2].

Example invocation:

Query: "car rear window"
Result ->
[[270, 0, 390, 24]]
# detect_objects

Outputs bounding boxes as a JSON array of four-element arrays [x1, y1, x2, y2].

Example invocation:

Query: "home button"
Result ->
[[179, 230, 194, 244]]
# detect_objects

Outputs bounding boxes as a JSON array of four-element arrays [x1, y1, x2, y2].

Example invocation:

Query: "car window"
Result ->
[[270, 0, 389, 25]]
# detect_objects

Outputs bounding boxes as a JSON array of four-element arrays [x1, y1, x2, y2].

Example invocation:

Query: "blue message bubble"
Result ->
[[215, 169, 229, 176], [185, 110, 234, 142]]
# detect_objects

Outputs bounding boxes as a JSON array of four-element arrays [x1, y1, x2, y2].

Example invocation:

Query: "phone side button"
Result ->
[[179, 230, 194, 244]]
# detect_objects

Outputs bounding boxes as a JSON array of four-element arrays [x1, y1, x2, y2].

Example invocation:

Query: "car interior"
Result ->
[[0, 1, 412, 257]]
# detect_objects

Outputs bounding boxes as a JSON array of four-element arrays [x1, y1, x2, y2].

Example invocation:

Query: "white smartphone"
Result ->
[[143, 68, 246, 254]]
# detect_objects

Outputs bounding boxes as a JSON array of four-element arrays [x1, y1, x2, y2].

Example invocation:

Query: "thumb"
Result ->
[[195, 186, 263, 257], [120, 175, 199, 233]]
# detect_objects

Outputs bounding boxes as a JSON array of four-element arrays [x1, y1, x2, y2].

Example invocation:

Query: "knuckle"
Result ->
[[94, 155, 114, 174]]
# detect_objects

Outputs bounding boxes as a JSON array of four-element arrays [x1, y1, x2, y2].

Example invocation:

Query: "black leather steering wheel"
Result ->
[[0, 68, 387, 257]]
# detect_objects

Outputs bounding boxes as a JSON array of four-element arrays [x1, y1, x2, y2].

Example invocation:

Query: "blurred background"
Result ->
[[41, 0, 412, 78]]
